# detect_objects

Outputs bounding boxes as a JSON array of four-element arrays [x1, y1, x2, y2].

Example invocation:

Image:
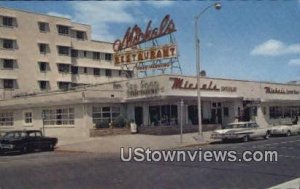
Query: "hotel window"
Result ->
[[149, 105, 178, 126], [105, 69, 112, 77], [83, 51, 88, 58], [83, 67, 88, 74], [71, 66, 78, 75], [58, 64, 70, 73], [57, 46, 70, 56], [2, 39, 15, 49], [58, 82, 70, 90], [3, 59, 14, 69], [38, 22, 49, 32], [42, 108, 74, 126], [94, 68, 100, 76], [39, 43, 49, 54], [93, 52, 100, 60], [76, 31, 85, 40], [71, 49, 78, 57], [57, 25, 70, 35], [39, 62, 48, 72], [105, 53, 112, 61], [39, 80, 49, 90], [92, 106, 121, 128], [0, 112, 13, 126], [3, 79, 14, 89], [24, 112, 32, 124], [2, 16, 15, 27]]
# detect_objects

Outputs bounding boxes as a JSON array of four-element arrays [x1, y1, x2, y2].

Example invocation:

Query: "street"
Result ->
[[1, 135, 300, 189]]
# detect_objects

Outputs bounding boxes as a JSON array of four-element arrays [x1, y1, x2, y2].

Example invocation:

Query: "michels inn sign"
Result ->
[[113, 15, 177, 67]]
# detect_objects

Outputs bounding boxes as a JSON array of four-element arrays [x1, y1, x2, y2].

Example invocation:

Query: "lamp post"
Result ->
[[195, 3, 221, 137]]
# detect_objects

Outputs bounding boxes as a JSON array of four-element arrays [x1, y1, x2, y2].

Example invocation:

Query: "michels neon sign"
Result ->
[[113, 15, 176, 52]]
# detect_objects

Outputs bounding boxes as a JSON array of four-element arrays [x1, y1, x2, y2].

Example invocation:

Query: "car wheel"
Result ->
[[286, 131, 291, 137], [48, 143, 54, 151], [242, 135, 249, 142], [22, 145, 28, 154], [264, 132, 270, 140]]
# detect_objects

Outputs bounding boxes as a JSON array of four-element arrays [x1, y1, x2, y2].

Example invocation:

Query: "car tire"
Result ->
[[48, 143, 54, 151], [242, 135, 249, 142], [264, 132, 270, 140], [286, 131, 291, 137], [22, 145, 28, 154]]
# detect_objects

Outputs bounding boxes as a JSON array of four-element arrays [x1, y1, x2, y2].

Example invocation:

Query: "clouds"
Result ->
[[47, 1, 174, 42], [288, 59, 300, 66], [250, 39, 300, 56], [47, 12, 71, 19]]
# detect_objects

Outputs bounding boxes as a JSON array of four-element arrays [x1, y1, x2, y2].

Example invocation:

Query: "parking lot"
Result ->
[[0, 135, 300, 189]]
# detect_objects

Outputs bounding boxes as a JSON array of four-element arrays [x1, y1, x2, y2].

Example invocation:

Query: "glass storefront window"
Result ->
[[149, 105, 178, 126]]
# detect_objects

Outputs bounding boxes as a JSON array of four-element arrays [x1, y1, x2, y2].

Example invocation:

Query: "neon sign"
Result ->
[[113, 15, 176, 52]]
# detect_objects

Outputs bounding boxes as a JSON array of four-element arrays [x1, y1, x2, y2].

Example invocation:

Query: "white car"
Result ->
[[270, 124, 300, 136], [211, 122, 271, 142]]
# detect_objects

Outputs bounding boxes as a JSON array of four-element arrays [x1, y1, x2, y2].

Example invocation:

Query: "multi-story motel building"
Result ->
[[0, 7, 299, 138], [0, 7, 131, 100]]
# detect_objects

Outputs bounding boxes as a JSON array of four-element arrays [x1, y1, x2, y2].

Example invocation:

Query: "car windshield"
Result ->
[[225, 123, 247, 129]]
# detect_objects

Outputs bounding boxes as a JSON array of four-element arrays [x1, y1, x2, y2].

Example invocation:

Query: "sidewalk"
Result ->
[[56, 131, 215, 155]]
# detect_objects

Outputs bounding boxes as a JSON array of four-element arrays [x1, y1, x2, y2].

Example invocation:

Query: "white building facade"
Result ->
[[0, 7, 132, 100], [0, 75, 299, 138]]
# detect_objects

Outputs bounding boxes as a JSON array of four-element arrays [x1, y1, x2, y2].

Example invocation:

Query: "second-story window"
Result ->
[[39, 80, 49, 90], [94, 68, 100, 76], [93, 52, 100, 60], [57, 46, 70, 56], [2, 16, 14, 27], [2, 39, 15, 49], [3, 59, 14, 69], [71, 49, 78, 58], [38, 22, 50, 32], [71, 66, 78, 75], [3, 79, 14, 89], [105, 69, 112, 77], [105, 53, 112, 61], [39, 43, 49, 54], [58, 64, 70, 73], [57, 25, 70, 35], [76, 31, 85, 40], [38, 62, 48, 72]]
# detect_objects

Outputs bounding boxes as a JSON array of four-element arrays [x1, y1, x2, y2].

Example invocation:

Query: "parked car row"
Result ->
[[211, 121, 300, 143], [0, 130, 58, 155]]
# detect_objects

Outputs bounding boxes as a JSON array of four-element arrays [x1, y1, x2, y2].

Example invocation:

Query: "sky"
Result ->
[[1, 1, 300, 83]]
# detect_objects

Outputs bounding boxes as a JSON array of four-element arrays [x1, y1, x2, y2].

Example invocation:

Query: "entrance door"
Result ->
[[134, 106, 143, 127]]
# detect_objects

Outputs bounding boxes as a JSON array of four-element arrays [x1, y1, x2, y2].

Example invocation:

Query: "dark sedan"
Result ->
[[0, 130, 58, 154]]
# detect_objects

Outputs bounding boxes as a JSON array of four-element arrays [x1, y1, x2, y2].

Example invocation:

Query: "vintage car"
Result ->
[[0, 130, 58, 154], [211, 122, 271, 142], [270, 124, 300, 136]]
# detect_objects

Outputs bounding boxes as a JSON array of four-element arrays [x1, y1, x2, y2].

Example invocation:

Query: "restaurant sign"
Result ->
[[169, 77, 237, 92], [114, 44, 176, 66], [113, 15, 176, 52]]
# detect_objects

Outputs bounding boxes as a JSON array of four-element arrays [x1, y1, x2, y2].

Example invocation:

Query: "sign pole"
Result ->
[[180, 99, 184, 144]]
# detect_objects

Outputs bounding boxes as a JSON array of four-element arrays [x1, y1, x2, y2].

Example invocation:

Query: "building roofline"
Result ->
[[0, 6, 71, 20], [91, 40, 113, 44]]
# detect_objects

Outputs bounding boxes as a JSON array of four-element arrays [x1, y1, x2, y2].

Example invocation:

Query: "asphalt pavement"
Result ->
[[0, 135, 300, 189]]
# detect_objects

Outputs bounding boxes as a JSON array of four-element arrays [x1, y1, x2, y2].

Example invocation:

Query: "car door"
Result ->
[[28, 132, 40, 150]]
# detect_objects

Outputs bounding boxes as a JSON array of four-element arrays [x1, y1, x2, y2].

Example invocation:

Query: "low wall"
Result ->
[[90, 128, 131, 137], [138, 124, 221, 135]]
